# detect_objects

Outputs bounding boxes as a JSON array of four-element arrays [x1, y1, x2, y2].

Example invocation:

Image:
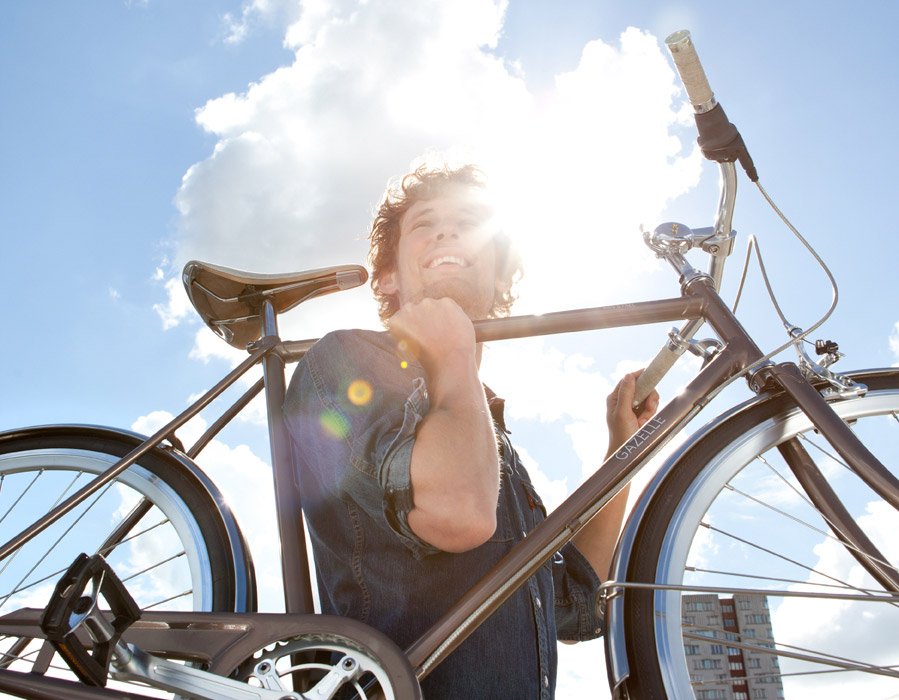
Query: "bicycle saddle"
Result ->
[[183, 260, 368, 349]]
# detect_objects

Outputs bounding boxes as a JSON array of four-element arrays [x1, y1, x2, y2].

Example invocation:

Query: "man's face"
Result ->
[[380, 185, 501, 320]]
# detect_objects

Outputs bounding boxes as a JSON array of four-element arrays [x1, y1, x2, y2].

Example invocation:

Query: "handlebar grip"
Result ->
[[634, 345, 680, 405], [665, 30, 714, 110]]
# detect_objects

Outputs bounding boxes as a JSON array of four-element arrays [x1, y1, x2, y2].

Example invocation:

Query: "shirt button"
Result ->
[[535, 596, 542, 609], [543, 675, 550, 688]]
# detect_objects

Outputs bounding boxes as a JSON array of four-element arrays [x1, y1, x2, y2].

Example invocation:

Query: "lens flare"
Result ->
[[319, 409, 349, 439], [347, 379, 373, 406]]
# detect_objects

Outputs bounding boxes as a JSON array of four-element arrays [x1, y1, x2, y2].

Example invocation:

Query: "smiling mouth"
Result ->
[[426, 255, 469, 269]]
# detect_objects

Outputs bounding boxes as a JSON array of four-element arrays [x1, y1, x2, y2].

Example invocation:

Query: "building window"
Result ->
[[696, 691, 726, 700], [747, 658, 762, 668], [751, 690, 767, 699], [693, 659, 722, 670], [684, 644, 701, 656], [726, 647, 741, 656], [745, 614, 770, 624], [730, 661, 744, 671]]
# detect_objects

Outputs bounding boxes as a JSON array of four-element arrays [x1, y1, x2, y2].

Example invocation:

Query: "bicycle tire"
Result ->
[[0, 425, 250, 676], [622, 369, 899, 700]]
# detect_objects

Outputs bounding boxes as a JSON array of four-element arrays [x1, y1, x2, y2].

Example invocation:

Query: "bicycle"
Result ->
[[1, 29, 897, 699]]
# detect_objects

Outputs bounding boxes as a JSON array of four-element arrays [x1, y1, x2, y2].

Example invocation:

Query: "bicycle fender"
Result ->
[[0, 423, 257, 613]]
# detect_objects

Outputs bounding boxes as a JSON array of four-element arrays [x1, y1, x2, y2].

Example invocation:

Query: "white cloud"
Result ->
[[189, 326, 249, 366], [153, 276, 192, 329], [222, 0, 303, 44], [169, 2, 696, 297]]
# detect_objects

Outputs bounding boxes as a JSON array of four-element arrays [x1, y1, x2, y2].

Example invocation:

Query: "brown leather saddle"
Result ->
[[182, 260, 367, 349]]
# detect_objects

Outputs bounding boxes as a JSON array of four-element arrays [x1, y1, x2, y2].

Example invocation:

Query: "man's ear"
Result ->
[[379, 269, 398, 295]]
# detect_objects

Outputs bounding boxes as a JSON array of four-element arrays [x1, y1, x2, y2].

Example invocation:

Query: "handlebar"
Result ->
[[633, 30, 750, 405], [665, 30, 715, 111]]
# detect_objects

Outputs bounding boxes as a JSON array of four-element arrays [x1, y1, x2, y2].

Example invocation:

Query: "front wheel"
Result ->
[[0, 426, 251, 677], [622, 370, 899, 700]]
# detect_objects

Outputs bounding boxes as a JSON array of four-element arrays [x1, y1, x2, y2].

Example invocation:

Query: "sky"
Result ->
[[2, 1, 898, 698]]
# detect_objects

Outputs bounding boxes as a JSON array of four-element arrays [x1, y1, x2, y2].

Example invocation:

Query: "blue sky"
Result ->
[[2, 2, 898, 697]]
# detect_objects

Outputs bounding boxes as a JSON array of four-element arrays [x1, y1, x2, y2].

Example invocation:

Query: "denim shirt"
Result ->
[[283, 329, 603, 699]]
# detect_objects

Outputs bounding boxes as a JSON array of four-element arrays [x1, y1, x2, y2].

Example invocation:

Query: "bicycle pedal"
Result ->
[[39, 553, 141, 687]]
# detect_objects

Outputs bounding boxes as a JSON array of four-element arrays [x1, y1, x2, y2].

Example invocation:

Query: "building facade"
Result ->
[[682, 593, 784, 700]]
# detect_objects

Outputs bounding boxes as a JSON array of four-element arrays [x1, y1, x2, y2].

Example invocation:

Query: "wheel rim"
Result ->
[[652, 388, 899, 699], [0, 447, 215, 620]]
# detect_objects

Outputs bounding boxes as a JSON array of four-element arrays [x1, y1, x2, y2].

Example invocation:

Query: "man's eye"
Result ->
[[413, 220, 432, 230]]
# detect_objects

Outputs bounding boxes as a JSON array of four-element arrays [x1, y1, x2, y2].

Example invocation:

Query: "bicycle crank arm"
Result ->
[[113, 644, 361, 700]]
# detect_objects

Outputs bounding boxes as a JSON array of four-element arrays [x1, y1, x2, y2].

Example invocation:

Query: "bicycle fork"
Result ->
[[757, 362, 899, 592]]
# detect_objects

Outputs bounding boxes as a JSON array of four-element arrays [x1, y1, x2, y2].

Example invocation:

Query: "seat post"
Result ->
[[260, 299, 316, 614]]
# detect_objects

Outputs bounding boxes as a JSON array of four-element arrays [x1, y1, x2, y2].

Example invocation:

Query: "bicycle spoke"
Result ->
[[725, 475, 899, 581], [141, 589, 193, 610], [0, 469, 82, 577], [684, 629, 899, 679], [0, 479, 116, 609], [120, 551, 186, 583], [0, 470, 43, 527], [700, 523, 860, 594]]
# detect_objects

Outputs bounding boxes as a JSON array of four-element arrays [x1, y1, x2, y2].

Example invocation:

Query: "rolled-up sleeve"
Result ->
[[553, 542, 604, 641], [284, 329, 440, 559]]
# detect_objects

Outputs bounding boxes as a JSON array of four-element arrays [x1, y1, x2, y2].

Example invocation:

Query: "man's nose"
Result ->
[[435, 221, 461, 241]]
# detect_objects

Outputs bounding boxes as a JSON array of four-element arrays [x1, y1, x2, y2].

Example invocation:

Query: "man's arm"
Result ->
[[572, 371, 659, 579], [388, 297, 501, 553]]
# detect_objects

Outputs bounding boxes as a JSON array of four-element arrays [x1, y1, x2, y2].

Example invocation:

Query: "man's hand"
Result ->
[[387, 297, 477, 376], [605, 370, 660, 458]]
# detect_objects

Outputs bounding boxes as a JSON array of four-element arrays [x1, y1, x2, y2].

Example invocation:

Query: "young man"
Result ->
[[283, 162, 658, 699]]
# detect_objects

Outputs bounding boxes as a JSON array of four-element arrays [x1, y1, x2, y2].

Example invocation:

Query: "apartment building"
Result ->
[[682, 593, 784, 700]]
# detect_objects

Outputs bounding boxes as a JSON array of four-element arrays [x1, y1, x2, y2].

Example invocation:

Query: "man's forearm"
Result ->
[[571, 484, 630, 580]]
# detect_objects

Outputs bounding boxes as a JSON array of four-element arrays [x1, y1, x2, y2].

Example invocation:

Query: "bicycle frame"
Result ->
[[2, 43, 895, 688], [1, 237, 890, 697]]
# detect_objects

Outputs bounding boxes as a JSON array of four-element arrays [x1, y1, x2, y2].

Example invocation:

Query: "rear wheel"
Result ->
[[623, 370, 899, 699], [0, 427, 246, 677]]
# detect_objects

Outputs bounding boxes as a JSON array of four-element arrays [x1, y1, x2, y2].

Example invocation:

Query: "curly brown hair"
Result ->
[[368, 162, 523, 323]]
